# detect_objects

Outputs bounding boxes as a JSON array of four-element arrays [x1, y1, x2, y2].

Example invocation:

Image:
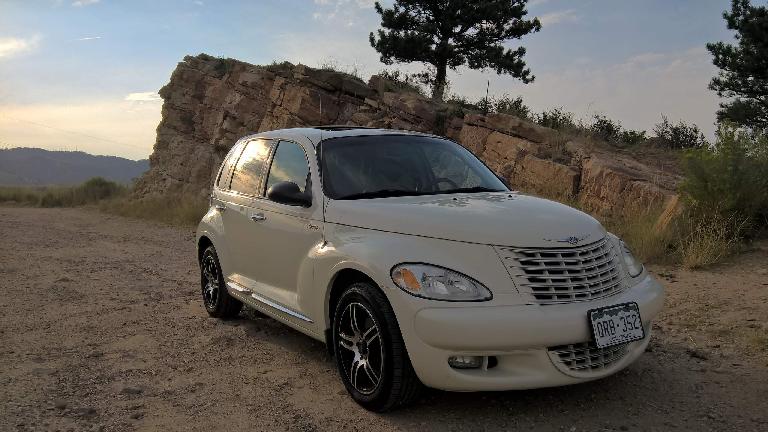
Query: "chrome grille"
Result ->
[[496, 237, 626, 304], [548, 341, 629, 375]]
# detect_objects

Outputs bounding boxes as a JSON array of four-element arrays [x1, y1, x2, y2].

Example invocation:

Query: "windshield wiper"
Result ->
[[336, 189, 426, 200], [437, 186, 506, 194]]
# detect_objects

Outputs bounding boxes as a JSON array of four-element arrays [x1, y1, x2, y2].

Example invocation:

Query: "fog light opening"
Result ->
[[448, 355, 484, 369]]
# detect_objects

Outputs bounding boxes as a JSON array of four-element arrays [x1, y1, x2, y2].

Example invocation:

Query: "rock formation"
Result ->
[[135, 53, 680, 217]]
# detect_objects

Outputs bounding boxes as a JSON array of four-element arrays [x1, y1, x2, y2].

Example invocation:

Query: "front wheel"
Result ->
[[332, 282, 422, 411], [200, 245, 242, 319]]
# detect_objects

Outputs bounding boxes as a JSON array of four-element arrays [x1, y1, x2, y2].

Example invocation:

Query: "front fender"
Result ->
[[310, 223, 521, 333], [196, 206, 232, 277]]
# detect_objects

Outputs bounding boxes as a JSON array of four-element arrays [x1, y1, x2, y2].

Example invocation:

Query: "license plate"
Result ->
[[589, 302, 644, 348]]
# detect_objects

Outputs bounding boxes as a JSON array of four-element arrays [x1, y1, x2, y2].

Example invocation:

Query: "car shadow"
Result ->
[[222, 306, 750, 430]]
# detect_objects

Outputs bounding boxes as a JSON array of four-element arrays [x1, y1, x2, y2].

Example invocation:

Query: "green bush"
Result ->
[[680, 124, 768, 232], [653, 115, 709, 149], [619, 129, 648, 145], [590, 114, 623, 141], [492, 95, 531, 120], [535, 107, 577, 131], [444, 93, 481, 118], [587, 114, 648, 145], [375, 70, 427, 96]]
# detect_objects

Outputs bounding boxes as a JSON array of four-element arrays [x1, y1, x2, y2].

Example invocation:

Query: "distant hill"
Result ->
[[0, 148, 149, 186]]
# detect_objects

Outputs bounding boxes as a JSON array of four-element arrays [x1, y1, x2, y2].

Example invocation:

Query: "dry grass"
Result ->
[[0, 178, 127, 207], [0, 186, 45, 206], [534, 188, 675, 265], [530, 186, 752, 269], [99, 195, 208, 227], [746, 330, 768, 353], [676, 211, 749, 269], [602, 208, 676, 264], [1, 181, 207, 227]]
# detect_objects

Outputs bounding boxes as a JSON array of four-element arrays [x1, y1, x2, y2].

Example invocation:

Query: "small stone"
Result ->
[[130, 412, 144, 420], [686, 348, 708, 360], [54, 400, 67, 410], [121, 386, 143, 395], [74, 407, 97, 417]]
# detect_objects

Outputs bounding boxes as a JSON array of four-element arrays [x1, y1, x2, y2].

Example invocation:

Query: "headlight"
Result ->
[[391, 263, 492, 301], [620, 241, 644, 277]]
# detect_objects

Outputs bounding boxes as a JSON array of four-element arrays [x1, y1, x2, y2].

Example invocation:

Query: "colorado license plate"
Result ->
[[589, 302, 644, 348]]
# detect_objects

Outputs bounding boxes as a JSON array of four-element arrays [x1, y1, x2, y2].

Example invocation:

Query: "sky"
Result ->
[[0, 0, 737, 160]]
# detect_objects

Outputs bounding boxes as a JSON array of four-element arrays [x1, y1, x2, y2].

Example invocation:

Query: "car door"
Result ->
[[220, 138, 274, 287], [209, 140, 247, 277], [244, 139, 323, 318]]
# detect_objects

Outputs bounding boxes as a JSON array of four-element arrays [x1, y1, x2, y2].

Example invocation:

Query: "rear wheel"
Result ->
[[200, 245, 242, 319], [332, 282, 421, 411]]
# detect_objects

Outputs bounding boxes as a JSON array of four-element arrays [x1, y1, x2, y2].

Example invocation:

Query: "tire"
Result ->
[[200, 245, 242, 319], [332, 282, 422, 412]]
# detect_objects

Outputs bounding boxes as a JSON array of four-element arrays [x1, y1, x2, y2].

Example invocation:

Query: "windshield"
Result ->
[[320, 135, 508, 200]]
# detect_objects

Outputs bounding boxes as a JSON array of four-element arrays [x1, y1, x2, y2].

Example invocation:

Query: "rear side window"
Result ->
[[230, 139, 272, 195], [216, 142, 244, 189], [266, 141, 310, 195]]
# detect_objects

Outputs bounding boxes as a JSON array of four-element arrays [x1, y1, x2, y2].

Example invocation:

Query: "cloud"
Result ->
[[124, 92, 162, 102], [450, 46, 720, 139], [72, 0, 100, 7], [0, 36, 41, 59], [312, 0, 375, 26], [76, 36, 102, 41], [538, 9, 580, 26], [193, 0, 204, 5]]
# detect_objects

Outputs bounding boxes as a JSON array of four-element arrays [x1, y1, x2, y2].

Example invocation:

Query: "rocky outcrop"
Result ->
[[135, 54, 681, 217]]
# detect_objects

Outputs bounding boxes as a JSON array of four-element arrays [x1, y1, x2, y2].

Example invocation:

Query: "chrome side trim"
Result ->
[[226, 281, 313, 323], [227, 282, 251, 294]]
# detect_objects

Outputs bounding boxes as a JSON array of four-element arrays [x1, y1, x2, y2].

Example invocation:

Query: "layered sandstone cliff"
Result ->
[[134, 53, 680, 216]]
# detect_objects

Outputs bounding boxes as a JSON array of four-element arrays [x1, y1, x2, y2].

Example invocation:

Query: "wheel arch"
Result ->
[[323, 265, 387, 355], [197, 235, 214, 264], [326, 267, 378, 327]]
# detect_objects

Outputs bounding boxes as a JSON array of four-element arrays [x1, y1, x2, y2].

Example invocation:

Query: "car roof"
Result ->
[[239, 126, 437, 147]]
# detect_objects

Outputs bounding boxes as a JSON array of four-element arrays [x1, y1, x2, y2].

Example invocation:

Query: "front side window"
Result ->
[[230, 139, 271, 195], [320, 135, 507, 200], [266, 141, 310, 195], [216, 142, 245, 189]]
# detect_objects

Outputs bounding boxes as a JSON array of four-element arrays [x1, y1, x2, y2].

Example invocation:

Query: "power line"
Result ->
[[0, 114, 150, 151]]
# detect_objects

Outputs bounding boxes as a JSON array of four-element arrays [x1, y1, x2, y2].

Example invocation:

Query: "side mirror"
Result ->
[[266, 181, 311, 207]]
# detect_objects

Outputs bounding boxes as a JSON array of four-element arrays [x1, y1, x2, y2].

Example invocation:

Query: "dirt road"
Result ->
[[1, 207, 766, 432]]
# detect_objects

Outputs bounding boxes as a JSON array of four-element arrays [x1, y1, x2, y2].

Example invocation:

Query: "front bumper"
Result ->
[[402, 274, 664, 391]]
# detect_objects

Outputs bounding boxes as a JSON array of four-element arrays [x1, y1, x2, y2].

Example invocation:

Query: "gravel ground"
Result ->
[[1, 207, 766, 432]]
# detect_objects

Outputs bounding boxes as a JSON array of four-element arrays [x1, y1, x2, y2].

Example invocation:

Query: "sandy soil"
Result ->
[[1, 207, 767, 432]]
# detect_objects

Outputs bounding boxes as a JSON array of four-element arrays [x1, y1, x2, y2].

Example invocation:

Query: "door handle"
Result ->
[[250, 213, 266, 222]]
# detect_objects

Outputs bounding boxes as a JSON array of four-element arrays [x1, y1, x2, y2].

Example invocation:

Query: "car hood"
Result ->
[[324, 192, 606, 248]]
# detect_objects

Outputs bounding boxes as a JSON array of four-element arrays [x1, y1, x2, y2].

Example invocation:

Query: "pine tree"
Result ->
[[369, 0, 541, 102], [707, 0, 768, 130]]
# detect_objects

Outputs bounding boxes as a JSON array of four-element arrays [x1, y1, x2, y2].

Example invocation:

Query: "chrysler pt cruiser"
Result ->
[[196, 127, 664, 411]]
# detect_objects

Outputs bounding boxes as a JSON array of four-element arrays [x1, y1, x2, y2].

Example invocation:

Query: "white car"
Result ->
[[196, 127, 664, 411]]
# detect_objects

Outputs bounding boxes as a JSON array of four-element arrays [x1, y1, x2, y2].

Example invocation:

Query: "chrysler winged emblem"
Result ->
[[544, 234, 591, 245]]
